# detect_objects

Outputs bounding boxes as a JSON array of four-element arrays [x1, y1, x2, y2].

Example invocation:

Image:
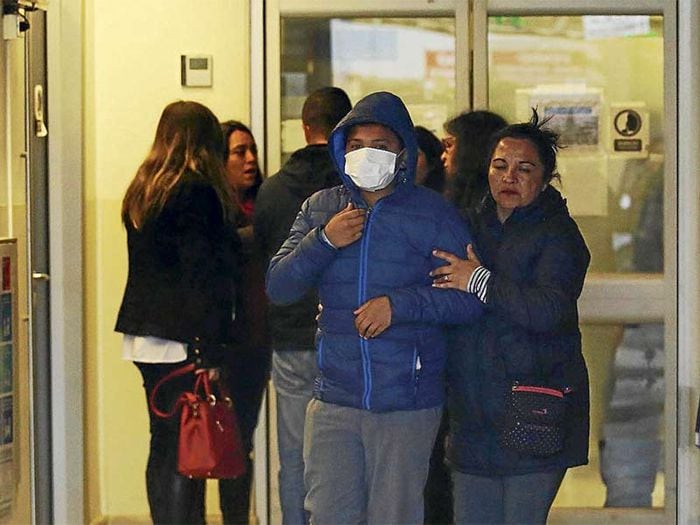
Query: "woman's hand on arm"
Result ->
[[195, 367, 221, 382], [430, 244, 482, 291]]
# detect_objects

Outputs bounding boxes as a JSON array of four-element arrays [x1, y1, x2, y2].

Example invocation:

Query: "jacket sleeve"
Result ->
[[266, 198, 338, 306], [388, 285, 482, 325], [486, 224, 590, 333], [387, 212, 483, 325]]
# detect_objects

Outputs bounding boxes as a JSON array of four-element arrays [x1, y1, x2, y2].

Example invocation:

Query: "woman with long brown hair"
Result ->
[[115, 100, 240, 524]]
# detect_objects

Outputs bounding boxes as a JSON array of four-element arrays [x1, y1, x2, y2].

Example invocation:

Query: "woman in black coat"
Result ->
[[115, 101, 240, 524], [431, 110, 591, 524]]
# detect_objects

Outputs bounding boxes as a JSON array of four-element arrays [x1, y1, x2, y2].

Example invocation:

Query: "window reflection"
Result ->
[[281, 18, 455, 162]]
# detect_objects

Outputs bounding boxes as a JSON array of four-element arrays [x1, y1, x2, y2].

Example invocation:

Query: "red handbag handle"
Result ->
[[148, 363, 196, 419], [193, 371, 234, 408], [149, 363, 232, 418]]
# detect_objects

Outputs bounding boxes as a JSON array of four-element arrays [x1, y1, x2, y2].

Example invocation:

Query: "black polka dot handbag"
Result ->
[[499, 383, 570, 457]]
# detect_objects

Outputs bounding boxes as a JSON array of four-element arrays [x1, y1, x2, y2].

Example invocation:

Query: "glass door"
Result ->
[[265, 0, 468, 174], [259, 0, 677, 523], [473, 1, 675, 522], [261, 2, 465, 523]]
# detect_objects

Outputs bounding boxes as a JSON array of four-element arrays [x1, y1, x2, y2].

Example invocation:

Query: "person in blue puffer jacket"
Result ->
[[266, 91, 483, 525]]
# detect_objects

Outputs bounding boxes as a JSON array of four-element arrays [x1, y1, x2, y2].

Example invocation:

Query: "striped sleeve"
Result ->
[[467, 265, 491, 303]]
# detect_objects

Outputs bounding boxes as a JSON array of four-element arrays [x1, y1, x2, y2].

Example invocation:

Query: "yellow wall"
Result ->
[[84, 1, 251, 521]]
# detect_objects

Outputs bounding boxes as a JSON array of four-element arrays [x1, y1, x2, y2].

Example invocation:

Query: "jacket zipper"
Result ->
[[358, 204, 379, 410], [318, 336, 324, 369]]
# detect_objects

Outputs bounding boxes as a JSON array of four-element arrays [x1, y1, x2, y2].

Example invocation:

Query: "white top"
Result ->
[[122, 335, 187, 363]]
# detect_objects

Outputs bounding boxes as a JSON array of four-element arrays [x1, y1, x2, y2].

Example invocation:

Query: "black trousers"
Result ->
[[137, 349, 270, 525], [218, 348, 271, 524], [424, 408, 453, 525], [137, 361, 206, 525]]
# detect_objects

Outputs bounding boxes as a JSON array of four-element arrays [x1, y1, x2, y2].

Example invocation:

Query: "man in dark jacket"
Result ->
[[254, 87, 351, 525], [266, 91, 482, 524]]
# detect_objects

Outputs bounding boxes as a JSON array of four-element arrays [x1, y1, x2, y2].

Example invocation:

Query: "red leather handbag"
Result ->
[[149, 363, 246, 479]]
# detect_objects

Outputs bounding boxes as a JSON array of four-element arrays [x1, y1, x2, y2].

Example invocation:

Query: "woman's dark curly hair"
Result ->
[[487, 108, 562, 185]]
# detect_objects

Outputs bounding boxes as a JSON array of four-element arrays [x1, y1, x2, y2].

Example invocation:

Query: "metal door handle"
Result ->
[[32, 272, 50, 281]]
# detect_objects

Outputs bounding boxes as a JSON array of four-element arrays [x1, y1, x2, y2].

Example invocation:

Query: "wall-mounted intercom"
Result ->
[[180, 55, 213, 87]]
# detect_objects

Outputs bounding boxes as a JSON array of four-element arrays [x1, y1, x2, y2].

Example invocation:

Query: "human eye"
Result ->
[[230, 146, 246, 157], [518, 162, 536, 176]]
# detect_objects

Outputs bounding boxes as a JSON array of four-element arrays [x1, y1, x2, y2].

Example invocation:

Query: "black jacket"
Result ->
[[447, 185, 591, 475], [115, 175, 240, 366], [254, 144, 340, 350]]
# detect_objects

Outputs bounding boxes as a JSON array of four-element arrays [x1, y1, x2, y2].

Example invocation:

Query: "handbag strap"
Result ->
[[193, 370, 233, 407], [148, 363, 196, 419]]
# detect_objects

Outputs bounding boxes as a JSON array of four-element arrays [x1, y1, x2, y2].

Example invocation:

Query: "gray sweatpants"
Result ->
[[303, 399, 441, 525]]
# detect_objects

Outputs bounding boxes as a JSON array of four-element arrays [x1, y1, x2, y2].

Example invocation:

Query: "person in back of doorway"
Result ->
[[418, 112, 506, 525], [415, 125, 446, 194], [412, 124, 452, 525], [218, 120, 270, 524], [266, 91, 483, 524], [432, 110, 591, 524], [600, 153, 665, 507], [254, 86, 352, 525], [441, 110, 508, 223], [115, 100, 240, 525]]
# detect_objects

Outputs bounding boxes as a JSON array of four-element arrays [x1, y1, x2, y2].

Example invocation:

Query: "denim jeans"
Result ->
[[271, 350, 319, 525], [303, 399, 441, 525], [452, 469, 566, 525], [600, 323, 664, 507]]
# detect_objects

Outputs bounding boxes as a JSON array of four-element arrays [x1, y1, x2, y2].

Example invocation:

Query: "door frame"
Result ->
[[253, 0, 690, 523], [45, 0, 85, 523], [676, 1, 700, 523]]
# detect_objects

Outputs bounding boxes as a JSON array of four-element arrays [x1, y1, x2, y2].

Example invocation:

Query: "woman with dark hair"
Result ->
[[415, 125, 446, 193], [432, 110, 591, 524], [219, 120, 270, 524], [115, 100, 240, 524], [442, 110, 507, 219], [413, 126, 451, 525]]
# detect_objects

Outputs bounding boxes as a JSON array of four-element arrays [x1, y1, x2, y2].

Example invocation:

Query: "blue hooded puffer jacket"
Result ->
[[267, 91, 482, 412]]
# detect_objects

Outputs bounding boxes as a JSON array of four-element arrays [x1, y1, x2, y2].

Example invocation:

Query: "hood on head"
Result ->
[[328, 91, 417, 194]]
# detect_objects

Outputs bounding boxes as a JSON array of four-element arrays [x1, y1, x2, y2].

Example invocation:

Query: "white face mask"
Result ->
[[344, 147, 398, 191]]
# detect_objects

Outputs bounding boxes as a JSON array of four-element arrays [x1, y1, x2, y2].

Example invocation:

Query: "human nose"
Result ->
[[502, 166, 517, 183], [244, 148, 256, 163]]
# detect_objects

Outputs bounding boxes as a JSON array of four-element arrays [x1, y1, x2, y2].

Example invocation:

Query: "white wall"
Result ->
[[84, 1, 251, 520]]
